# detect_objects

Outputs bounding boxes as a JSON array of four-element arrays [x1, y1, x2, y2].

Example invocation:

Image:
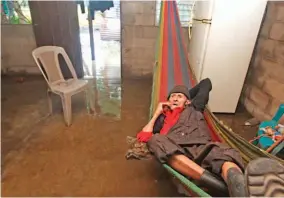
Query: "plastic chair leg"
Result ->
[[47, 90, 53, 115], [61, 94, 72, 126], [85, 83, 95, 113]]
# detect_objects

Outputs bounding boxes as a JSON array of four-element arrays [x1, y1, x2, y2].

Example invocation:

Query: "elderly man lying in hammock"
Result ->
[[136, 78, 284, 197]]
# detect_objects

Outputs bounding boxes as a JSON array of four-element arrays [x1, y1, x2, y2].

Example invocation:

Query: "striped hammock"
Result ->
[[150, 1, 284, 196]]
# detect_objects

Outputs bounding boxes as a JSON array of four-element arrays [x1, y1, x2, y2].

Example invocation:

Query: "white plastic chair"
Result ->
[[32, 46, 95, 126]]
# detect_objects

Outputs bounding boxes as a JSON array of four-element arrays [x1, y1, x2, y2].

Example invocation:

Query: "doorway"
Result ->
[[77, 1, 122, 119]]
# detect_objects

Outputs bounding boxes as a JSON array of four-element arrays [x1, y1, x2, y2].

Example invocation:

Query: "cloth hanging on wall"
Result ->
[[89, 0, 114, 20], [76, 1, 85, 14]]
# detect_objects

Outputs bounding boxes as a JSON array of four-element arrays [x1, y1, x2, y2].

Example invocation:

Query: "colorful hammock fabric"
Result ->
[[151, 0, 284, 196]]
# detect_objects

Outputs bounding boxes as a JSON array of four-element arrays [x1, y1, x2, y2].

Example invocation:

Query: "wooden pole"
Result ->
[[88, 7, 95, 60]]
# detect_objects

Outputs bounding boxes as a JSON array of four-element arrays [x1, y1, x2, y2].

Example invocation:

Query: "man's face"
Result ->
[[168, 92, 191, 110]]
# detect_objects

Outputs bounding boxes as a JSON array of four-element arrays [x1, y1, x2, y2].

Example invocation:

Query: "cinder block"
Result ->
[[122, 47, 133, 58], [260, 58, 284, 83], [2, 25, 37, 69], [121, 14, 136, 25], [122, 66, 140, 77], [266, 2, 277, 20], [261, 39, 276, 59], [142, 26, 159, 39], [240, 84, 250, 104], [246, 68, 254, 82], [252, 54, 262, 69], [276, 2, 284, 21], [135, 38, 156, 48], [256, 36, 266, 52], [121, 2, 143, 14], [259, 3, 277, 38], [260, 18, 273, 38], [244, 97, 255, 115], [123, 37, 155, 48], [270, 22, 284, 41], [133, 26, 144, 38], [122, 26, 143, 39], [122, 37, 133, 48], [275, 42, 284, 63], [122, 59, 153, 78], [122, 26, 133, 38], [253, 106, 273, 121], [141, 68, 153, 76], [244, 84, 252, 97], [134, 15, 155, 26], [123, 47, 155, 60], [251, 70, 267, 89], [249, 86, 270, 109], [263, 78, 284, 101], [134, 59, 153, 68], [141, 2, 156, 14]]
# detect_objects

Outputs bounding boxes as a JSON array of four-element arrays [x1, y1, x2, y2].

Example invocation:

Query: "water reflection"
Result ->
[[78, 5, 121, 120]]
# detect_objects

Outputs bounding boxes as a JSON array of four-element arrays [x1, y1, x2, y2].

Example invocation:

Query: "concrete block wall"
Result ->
[[121, 1, 189, 78], [2, 2, 190, 78], [1, 25, 39, 74], [242, 2, 284, 124]]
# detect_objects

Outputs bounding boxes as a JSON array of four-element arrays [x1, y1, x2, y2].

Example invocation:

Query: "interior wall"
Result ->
[[2, 1, 190, 78], [121, 1, 189, 79], [242, 1, 284, 124], [1, 25, 39, 74]]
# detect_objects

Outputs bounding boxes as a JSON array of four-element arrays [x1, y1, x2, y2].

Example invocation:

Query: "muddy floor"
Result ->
[[1, 75, 259, 197], [216, 103, 259, 141], [1, 76, 183, 196]]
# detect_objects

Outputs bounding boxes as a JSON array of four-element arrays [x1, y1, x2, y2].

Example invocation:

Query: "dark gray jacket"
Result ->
[[153, 78, 213, 145]]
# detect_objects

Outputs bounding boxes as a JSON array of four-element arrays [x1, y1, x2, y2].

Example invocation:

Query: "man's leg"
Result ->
[[221, 158, 284, 197], [168, 155, 229, 194], [199, 142, 284, 197], [168, 155, 204, 180], [200, 143, 284, 197], [200, 143, 248, 197], [147, 134, 228, 193], [221, 162, 247, 197]]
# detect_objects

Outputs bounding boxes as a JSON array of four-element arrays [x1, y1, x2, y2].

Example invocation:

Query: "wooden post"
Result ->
[[88, 7, 95, 60]]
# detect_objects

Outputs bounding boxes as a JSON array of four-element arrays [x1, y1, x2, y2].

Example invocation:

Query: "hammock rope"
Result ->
[[150, 0, 284, 196]]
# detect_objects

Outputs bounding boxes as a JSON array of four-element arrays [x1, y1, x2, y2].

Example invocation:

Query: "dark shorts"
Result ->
[[147, 134, 244, 175]]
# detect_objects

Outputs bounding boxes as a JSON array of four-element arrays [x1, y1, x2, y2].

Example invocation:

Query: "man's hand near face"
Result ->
[[137, 102, 170, 142]]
